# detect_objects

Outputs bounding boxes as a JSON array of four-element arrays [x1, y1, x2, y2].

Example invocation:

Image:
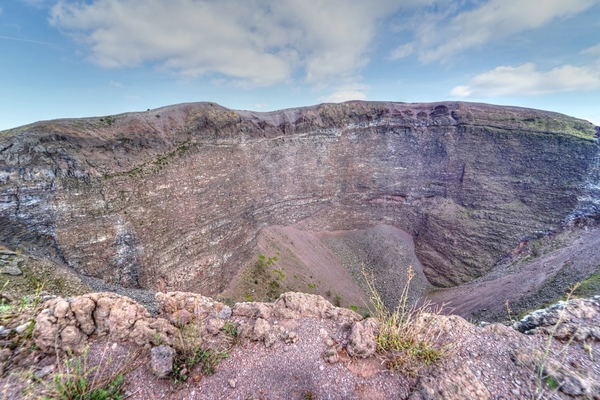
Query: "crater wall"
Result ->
[[0, 101, 598, 297]]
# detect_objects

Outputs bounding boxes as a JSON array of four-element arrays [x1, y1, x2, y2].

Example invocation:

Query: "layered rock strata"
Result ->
[[1, 101, 598, 298]]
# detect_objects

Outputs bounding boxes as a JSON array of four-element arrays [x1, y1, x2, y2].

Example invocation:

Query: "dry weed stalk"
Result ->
[[534, 284, 581, 400], [46, 342, 141, 400], [362, 264, 446, 375], [170, 315, 236, 383]]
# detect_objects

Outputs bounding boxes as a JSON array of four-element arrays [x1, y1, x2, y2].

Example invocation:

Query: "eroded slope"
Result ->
[[0, 101, 598, 303]]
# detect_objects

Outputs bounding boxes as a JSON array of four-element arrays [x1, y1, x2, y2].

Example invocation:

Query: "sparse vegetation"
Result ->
[[363, 264, 445, 375], [236, 254, 287, 302], [0, 281, 45, 346], [333, 294, 343, 307], [303, 391, 315, 400], [99, 116, 116, 127], [170, 314, 237, 383], [171, 348, 227, 383], [532, 284, 580, 399], [572, 267, 600, 298], [44, 345, 139, 400], [222, 321, 237, 337]]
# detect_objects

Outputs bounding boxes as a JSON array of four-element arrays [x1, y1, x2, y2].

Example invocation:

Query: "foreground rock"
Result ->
[[0, 291, 586, 399], [515, 296, 600, 341]]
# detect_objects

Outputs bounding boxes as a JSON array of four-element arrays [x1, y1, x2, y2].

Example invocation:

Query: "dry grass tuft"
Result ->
[[44, 344, 141, 400], [362, 264, 447, 376], [170, 316, 237, 383]]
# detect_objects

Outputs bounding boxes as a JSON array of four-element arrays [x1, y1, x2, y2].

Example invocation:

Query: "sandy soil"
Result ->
[[220, 224, 428, 314]]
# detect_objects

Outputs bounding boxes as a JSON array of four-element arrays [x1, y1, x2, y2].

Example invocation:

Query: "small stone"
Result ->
[[35, 365, 55, 379], [0, 264, 22, 276], [511, 389, 520, 396], [0, 348, 12, 361], [265, 333, 277, 348], [219, 306, 232, 319], [319, 365, 324, 371], [346, 318, 378, 358], [323, 347, 339, 364], [325, 338, 335, 347], [229, 379, 237, 388], [284, 331, 298, 344], [15, 322, 31, 335], [193, 375, 201, 382], [206, 318, 225, 335], [0, 292, 15, 303], [150, 345, 176, 378], [172, 309, 191, 326]]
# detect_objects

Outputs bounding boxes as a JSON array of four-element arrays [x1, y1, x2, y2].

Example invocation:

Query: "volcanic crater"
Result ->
[[1, 100, 599, 320]]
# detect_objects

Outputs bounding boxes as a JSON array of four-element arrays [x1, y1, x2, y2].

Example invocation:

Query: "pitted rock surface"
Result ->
[[514, 296, 600, 341], [4, 291, 598, 399], [33, 291, 362, 354], [34, 292, 177, 353]]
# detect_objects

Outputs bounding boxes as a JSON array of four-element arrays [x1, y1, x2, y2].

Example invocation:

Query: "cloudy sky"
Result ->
[[1, 0, 599, 130]]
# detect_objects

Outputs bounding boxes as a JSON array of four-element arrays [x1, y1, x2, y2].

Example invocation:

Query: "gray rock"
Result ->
[[219, 305, 232, 319], [346, 318, 379, 358], [35, 364, 55, 379], [514, 297, 600, 342], [150, 345, 176, 378], [0, 264, 22, 276], [15, 322, 31, 335], [0, 326, 10, 337], [0, 348, 12, 362]]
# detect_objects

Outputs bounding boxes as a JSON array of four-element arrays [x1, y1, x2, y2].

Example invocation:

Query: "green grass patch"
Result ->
[[572, 267, 600, 298]]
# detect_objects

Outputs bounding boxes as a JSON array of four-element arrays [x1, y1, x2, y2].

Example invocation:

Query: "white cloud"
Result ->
[[318, 90, 367, 103], [0, 7, 3, 15], [581, 43, 600, 56], [254, 103, 269, 109], [395, 0, 596, 63], [449, 62, 600, 97], [49, 0, 407, 86], [110, 80, 123, 89], [390, 43, 414, 60]]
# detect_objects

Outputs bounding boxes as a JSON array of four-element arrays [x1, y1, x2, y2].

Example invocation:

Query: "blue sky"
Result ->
[[1, 0, 599, 131]]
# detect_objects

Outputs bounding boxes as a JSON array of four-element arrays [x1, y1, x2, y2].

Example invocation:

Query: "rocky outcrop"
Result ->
[[33, 291, 361, 354], [34, 292, 176, 353], [27, 290, 600, 399], [514, 296, 600, 341], [1, 102, 598, 304]]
